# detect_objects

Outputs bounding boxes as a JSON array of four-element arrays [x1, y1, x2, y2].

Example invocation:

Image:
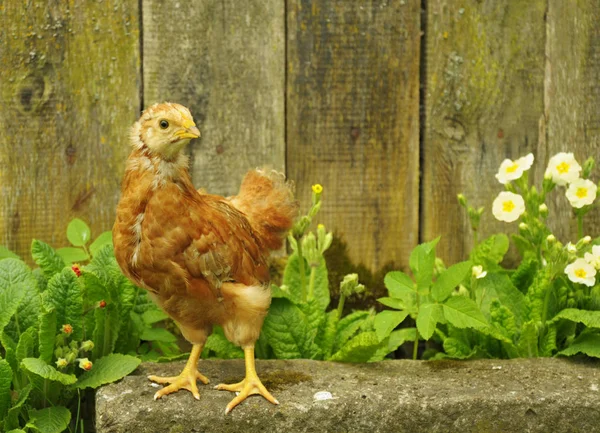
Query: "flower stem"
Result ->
[[337, 293, 346, 320], [296, 239, 307, 303], [308, 266, 317, 300], [412, 328, 420, 360]]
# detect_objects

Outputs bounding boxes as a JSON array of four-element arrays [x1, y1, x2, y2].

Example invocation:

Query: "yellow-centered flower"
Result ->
[[495, 153, 534, 184], [492, 192, 525, 223], [565, 258, 596, 287], [566, 178, 597, 208], [545, 152, 582, 186]]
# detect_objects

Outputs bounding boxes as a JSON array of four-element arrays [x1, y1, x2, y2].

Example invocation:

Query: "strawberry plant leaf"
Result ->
[[66, 219, 91, 247], [73, 353, 141, 389]]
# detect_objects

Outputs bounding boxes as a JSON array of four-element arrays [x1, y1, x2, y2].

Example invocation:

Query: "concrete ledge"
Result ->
[[96, 358, 600, 433]]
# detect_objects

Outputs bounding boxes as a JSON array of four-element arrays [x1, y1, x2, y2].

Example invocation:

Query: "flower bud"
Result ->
[[71, 264, 81, 277], [80, 340, 94, 352], [56, 358, 69, 369], [567, 242, 577, 253], [62, 324, 73, 335], [98, 300, 107, 309], [518, 222, 528, 232], [78, 358, 93, 371], [546, 234, 556, 243], [539, 203, 548, 217], [457, 193, 467, 207], [471, 265, 487, 279], [583, 157, 595, 179], [340, 274, 365, 298]]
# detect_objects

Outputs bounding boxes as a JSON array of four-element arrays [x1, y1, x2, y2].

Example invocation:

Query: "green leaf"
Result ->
[[38, 309, 57, 363], [551, 309, 600, 328], [558, 332, 600, 358], [92, 303, 120, 359], [0, 359, 13, 420], [142, 308, 169, 325], [31, 240, 66, 279], [409, 238, 439, 293], [0, 245, 19, 260], [442, 296, 488, 329], [0, 283, 25, 334], [431, 261, 472, 302], [262, 298, 320, 359], [384, 271, 415, 298], [377, 297, 407, 310], [374, 310, 409, 342], [282, 253, 329, 311], [66, 219, 92, 247], [329, 331, 381, 362], [316, 310, 338, 359], [16, 327, 36, 363], [90, 231, 114, 257], [140, 327, 177, 343], [43, 268, 83, 340], [73, 353, 141, 389], [26, 406, 71, 433], [56, 247, 89, 264], [477, 273, 525, 326], [333, 310, 371, 353], [21, 358, 77, 385], [0, 259, 40, 341], [518, 321, 539, 358], [416, 303, 444, 340], [204, 326, 244, 359], [443, 338, 477, 359], [4, 385, 31, 431], [470, 234, 509, 265]]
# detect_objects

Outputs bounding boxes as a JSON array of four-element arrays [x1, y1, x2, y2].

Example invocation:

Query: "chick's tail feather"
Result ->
[[230, 169, 299, 251]]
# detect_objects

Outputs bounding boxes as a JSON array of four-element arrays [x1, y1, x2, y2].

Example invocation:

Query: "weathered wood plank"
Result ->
[[287, 0, 421, 272], [423, 0, 546, 264], [542, 0, 600, 242], [0, 1, 140, 259], [142, 0, 285, 197]]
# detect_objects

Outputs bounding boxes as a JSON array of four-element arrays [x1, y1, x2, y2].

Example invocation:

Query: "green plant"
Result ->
[[0, 220, 180, 432], [375, 152, 600, 360], [203, 185, 410, 362]]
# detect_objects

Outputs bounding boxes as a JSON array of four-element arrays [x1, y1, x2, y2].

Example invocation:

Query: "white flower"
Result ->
[[495, 153, 534, 184], [584, 245, 600, 270], [566, 178, 597, 208], [567, 242, 577, 253], [545, 152, 582, 186], [492, 192, 526, 222], [565, 258, 596, 287], [471, 265, 487, 279]]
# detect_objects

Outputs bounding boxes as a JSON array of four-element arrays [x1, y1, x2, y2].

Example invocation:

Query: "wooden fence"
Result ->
[[1, 0, 599, 274]]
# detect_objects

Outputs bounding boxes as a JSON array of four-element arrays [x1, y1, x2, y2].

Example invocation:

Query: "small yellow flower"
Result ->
[[566, 178, 597, 208], [492, 192, 525, 223], [495, 153, 534, 184], [318, 224, 325, 230], [56, 358, 68, 369], [312, 184, 323, 194], [565, 258, 596, 287], [545, 152, 582, 186]]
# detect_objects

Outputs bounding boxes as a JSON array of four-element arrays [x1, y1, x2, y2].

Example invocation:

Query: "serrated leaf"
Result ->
[[93, 303, 120, 358], [329, 331, 381, 362], [4, 385, 31, 431], [204, 326, 243, 359], [0, 245, 19, 260], [140, 327, 177, 343], [262, 298, 320, 359], [27, 406, 71, 433], [470, 234, 509, 265], [282, 253, 329, 311], [384, 271, 415, 298], [558, 332, 600, 357], [0, 284, 25, 334], [0, 359, 12, 419], [56, 247, 89, 264], [518, 321, 539, 358], [90, 231, 114, 257], [333, 310, 371, 353], [551, 309, 600, 328], [476, 273, 525, 326], [43, 268, 83, 340], [31, 240, 65, 279], [431, 261, 472, 302], [409, 238, 439, 293], [21, 358, 77, 385], [374, 310, 409, 341], [377, 297, 407, 310], [443, 338, 477, 359], [316, 310, 338, 359], [369, 328, 417, 362], [443, 296, 488, 329], [38, 309, 57, 363], [417, 303, 444, 340], [67, 219, 91, 247], [73, 353, 140, 389]]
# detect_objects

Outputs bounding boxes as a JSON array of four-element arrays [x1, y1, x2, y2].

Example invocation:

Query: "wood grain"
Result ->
[[542, 0, 600, 242], [423, 0, 546, 264], [286, 0, 421, 272], [142, 0, 285, 197], [0, 0, 140, 259]]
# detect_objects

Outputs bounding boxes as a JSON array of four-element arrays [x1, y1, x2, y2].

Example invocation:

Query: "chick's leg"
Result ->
[[215, 346, 278, 414], [148, 344, 209, 400]]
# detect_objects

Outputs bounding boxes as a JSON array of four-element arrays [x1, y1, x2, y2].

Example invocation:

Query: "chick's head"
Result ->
[[132, 102, 200, 160]]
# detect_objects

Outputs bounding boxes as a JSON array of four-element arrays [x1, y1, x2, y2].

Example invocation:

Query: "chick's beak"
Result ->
[[176, 125, 201, 140]]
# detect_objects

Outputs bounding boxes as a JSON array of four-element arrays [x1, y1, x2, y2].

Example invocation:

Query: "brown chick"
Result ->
[[113, 102, 298, 413]]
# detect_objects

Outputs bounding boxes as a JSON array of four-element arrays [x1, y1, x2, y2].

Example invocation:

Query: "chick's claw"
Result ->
[[216, 376, 279, 414], [148, 369, 209, 401]]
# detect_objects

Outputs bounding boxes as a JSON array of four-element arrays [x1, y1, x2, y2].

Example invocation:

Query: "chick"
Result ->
[[113, 103, 298, 413]]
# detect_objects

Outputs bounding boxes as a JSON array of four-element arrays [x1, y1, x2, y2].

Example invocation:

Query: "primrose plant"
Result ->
[[0, 219, 179, 433], [376, 152, 600, 360], [203, 185, 410, 362]]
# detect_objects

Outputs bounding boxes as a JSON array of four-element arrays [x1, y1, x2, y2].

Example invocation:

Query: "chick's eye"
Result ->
[[159, 120, 169, 129]]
